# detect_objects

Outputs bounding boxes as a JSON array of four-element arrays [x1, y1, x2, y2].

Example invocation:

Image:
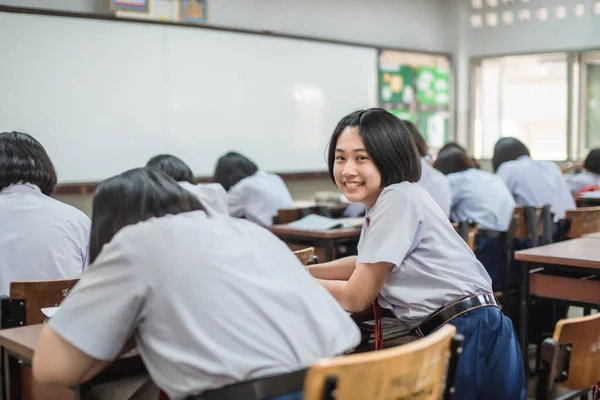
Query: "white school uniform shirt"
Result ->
[[418, 158, 451, 218], [357, 182, 492, 328], [564, 171, 600, 196], [0, 183, 90, 296], [49, 211, 360, 400], [227, 171, 294, 226], [496, 156, 576, 221], [178, 181, 228, 216], [447, 168, 516, 231]]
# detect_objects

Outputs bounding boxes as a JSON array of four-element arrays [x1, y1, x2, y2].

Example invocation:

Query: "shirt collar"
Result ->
[[0, 183, 42, 195]]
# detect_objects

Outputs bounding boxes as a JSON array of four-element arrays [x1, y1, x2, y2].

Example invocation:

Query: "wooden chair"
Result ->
[[8, 278, 79, 326], [303, 325, 464, 400], [293, 247, 315, 266], [453, 221, 478, 251], [560, 206, 600, 239], [274, 207, 334, 225], [536, 313, 600, 400], [1, 278, 79, 400]]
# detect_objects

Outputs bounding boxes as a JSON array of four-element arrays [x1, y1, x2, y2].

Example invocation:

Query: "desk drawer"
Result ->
[[530, 274, 600, 304]]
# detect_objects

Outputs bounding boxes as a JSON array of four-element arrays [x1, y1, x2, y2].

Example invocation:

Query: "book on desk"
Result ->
[[287, 214, 364, 231]]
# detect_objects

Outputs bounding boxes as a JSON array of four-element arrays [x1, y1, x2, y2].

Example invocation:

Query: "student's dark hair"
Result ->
[[89, 168, 204, 263], [492, 137, 530, 172], [213, 152, 258, 191], [438, 142, 467, 157], [402, 120, 428, 157], [438, 141, 481, 169], [0, 131, 57, 195], [146, 154, 194, 184], [433, 147, 475, 175], [583, 148, 600, 175], [327, 108, 421, 186]]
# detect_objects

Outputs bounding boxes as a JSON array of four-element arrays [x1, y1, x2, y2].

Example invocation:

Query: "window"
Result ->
[[472, 53, 569, 160], [580, 52, 600, 152]]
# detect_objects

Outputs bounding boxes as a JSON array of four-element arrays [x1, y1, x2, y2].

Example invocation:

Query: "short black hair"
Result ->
[[583, 148, 600, 175], [433, 147, 475, 175], [89, 168, 204, 263], [492, 137, 530, 172], [0, 131, 57, 195], [327, 108, 421, 186], [213, 152, 258, 191], [438, 142, 467, 157], [146, 154, 194, 184], [402, 120, 428, 157]]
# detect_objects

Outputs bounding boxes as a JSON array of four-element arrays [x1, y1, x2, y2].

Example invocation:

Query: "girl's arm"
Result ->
[[316, 261, 393, 313], [307, 255, 357, 281]]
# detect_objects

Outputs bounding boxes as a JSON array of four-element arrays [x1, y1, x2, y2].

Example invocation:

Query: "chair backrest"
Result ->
[[536, 313, 600, 400], [512, 205, 554, 245], [303, 325, 460, 400], [275, 208, 304, 224], [563, 206, 600, 239], [8, 278, 79, 326], [293, 247, 315, 266], [453, 221, 478, 251]]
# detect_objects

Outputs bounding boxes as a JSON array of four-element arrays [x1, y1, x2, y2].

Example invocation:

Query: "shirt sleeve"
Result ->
[[49, 234, 147, 361], [447, 174, 463, 221], [226, 184, 248, 219], [356, 189, 422, 268]]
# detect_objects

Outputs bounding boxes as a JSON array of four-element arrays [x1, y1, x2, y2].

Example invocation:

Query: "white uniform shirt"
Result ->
[[49, 211, 360, 400], [564, 171, 600, 196], [496, 156, 575, 221], [178, 182, 228, 216], [0, 183, 90, 296], [418, 158, 451, 218], [447, 168, 516, 231], [227, 171, 294, 226], [357, 182, 492, 328]]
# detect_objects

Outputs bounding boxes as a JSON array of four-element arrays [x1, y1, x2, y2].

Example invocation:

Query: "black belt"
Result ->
[[476, 229, 503, 239], [382, 293, 499, 338], [195, 368, 306, 400]]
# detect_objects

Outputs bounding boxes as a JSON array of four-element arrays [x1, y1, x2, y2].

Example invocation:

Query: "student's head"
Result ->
[[433, 147, 475, 175], [583, 148, 600, 175], [492, 137, 530, 172], [213, 151, 258, 191], [0, 131, 57, 195], [89, 168, 204, 263], [146, 154, 194, 184], [402, 120, 428, 157], [438, 142, 467, 157], [327, 108, 421, 208]]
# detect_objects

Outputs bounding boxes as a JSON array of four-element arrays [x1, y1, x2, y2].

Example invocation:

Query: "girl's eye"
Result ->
[[357, 156, 368, 161], [335, 155, 345, 161]]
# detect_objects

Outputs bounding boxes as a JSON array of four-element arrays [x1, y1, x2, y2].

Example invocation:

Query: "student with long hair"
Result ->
[[33, 168, 359, 400], [0, 131, 90, 296], [308, 109, 525, 400]]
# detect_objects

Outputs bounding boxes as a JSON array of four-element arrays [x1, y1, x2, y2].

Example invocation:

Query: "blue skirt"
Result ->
[[449, 306, 526, 400]]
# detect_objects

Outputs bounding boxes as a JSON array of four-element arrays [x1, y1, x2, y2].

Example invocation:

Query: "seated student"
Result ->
[[402, 120, 451, 217], [32, 168, 359, 400], [492, 137, 575, 221], [308, 109, 525, 400], [0, 131, 90, 297], [213, 151, 294, 226], [433, 147, 516, 290], [563, 148, 600, 196], [146, 154, 228, 216]]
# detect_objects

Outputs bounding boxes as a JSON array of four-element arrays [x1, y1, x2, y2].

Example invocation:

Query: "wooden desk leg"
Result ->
[[519, 262, 530, 377], [324, 242, 335, 262], [3, 350, 10, 400]]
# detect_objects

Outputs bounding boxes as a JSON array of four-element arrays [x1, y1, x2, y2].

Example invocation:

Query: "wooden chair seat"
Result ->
[[536, 313, 600, 399], [302, 324, 463, 400]]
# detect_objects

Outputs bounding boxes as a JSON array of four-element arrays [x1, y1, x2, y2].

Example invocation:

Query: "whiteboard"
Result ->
[[0, 11, 377, 183]]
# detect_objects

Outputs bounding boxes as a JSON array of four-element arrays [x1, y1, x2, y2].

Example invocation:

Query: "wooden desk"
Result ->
[[0, 324, 146, 399], [515, 238, 600, 365], [291, 200, 347, 218], [270, 224, 362, 262]]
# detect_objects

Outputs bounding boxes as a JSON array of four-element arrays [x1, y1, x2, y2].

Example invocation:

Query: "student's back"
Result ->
[[0, 132, 90, 296], [42, 170, 359, 399], [214, 152, 293, 226], [493, 138, 574, 220], [563, 148, 600, 196]]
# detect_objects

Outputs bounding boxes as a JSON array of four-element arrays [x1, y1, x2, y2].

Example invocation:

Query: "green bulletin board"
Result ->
[[378, 50, 451, 150]]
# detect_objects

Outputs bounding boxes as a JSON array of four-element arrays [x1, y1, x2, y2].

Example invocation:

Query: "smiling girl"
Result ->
[[308, 108, 525, 400]]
